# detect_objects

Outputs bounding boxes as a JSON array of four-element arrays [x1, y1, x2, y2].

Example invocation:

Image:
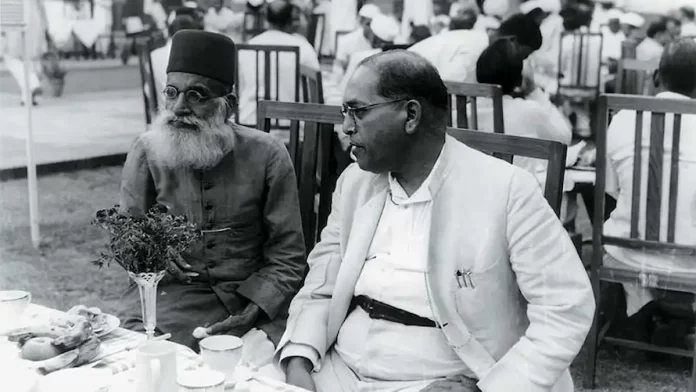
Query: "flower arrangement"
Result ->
[[92, 204, 201, 274]]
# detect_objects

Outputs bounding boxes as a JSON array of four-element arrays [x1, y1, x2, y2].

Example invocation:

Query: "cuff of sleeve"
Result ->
[[279, 343, 321, 373], [476, 351, 545, 392], [237, 275, 286, 320]]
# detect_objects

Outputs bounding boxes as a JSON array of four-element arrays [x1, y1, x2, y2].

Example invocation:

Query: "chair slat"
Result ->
[[667, 114, 682, 243], [645, 112, 666, 241], [629, 110, 643, 238], [443, 82, 504, 134]]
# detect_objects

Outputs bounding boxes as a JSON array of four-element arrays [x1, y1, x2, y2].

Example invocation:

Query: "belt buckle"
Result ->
[[363, 297, 375, 317]]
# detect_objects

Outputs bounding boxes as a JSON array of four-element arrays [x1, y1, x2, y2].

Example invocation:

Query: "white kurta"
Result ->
[[408, 29, 490, 83]]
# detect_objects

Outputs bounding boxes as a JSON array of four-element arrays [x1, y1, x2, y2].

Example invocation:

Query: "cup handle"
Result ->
[[150, 359, 161, 392]]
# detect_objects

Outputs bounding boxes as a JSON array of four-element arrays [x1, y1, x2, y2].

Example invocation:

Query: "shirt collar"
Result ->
[[388, 138, 448, 205], [656, 91, 692, 100]]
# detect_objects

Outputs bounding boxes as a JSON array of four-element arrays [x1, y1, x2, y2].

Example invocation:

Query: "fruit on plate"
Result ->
[[51, 316, 93, 351], [67, 305, 109, 333], [20, 337, 63, 361], [37, 335, 101, 375], [7, 324, 71, 344]]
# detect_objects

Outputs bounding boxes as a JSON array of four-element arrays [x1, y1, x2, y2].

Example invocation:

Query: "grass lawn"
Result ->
[[0, 166, 690, 390]]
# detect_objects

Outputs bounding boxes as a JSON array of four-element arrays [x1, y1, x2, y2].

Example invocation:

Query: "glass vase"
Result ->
[[128, 270, 166, 340]]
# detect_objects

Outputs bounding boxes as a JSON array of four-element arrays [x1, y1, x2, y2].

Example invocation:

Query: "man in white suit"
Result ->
[[274, 50, 595, 392]]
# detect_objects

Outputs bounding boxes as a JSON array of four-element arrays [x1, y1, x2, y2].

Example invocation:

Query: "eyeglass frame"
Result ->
[[340, 98, 409, 122], [162, 85, 231, 105]]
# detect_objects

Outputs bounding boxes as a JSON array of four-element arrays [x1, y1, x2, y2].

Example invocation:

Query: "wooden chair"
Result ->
[[333, 30, 352, 58], [256, 101, 343, 253], [447, 128, 567, 217], [242, 11, 265, 42], [584, 94, 696, 390], [558, 31, 604, 99], [443, 81, 505, 133], [616, 58, 659, 96], [300, 65, 324, 105], [306, 13, 326, 53], [235, 44, 300, 128], [136, 39, 158, 127]]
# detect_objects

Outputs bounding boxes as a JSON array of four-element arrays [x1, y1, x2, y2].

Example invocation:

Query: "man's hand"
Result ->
[[419, 375, 480, 392], [166, 246, 199, 284], [285, 357, 316, 392], [205, 302, 261, 337]]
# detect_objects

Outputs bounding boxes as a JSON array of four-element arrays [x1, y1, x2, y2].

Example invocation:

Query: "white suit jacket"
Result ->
[[409, 29, 490, 83], [275, 136, 595, 392]]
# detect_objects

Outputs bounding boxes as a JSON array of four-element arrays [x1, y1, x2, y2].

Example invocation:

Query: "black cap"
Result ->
[[167, 30, 236, 86]]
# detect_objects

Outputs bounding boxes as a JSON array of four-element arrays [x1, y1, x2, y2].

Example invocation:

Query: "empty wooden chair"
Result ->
[[235, 44, 300, 128], [584, 94, 696, 391], [444, 81, 505, 133], [447, 128, 567, 216], [136, 39, 158, 127], [257, 101, 343, 253], [616, 58, 659, 96], [306, 13, 326, 53], [558, 31, 605, 99]]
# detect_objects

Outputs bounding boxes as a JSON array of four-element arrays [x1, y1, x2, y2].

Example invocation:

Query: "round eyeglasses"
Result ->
[[340, 99, 408, 120], [163, 86, 227, 104]]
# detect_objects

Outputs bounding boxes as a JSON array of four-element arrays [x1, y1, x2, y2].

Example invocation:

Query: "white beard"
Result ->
[[145, 101, 236, 170]]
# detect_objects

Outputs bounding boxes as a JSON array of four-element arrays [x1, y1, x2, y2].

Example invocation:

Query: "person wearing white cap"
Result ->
[[620, 12, 646, 41], [333, 4, 381, 79], [601, 9, 627, 62], [409, 8, 489, 83], [520, 0, 564, 87], [401, 0, 434, 41], [339, 14, 400, 90]]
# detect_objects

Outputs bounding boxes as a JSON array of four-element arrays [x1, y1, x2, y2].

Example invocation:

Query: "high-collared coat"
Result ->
[[118, 126, 306, 349], [275, 136, 595, 392]]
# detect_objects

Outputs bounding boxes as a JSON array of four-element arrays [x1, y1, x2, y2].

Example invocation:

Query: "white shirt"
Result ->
[[682, 22, 696, 37], [334, 29, 372, 70], [601, 27, 626, 61], [476, 90, 573, 191], [635, 37, 664, 62], [604, 91, 696, 276], [280, 139, 470, 379], [204, 7, 239, 37], [150, 40, 171, 99], [401, 0, 434, 38], [237, 30, 321, 126], [409, 29, 490, 83]]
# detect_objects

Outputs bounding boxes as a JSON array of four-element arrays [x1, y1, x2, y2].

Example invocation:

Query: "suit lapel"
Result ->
[[326, 187, 387, 341]]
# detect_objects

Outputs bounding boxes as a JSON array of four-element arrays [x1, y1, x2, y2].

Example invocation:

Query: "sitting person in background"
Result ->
[[204, 0, 244, 42], [237, 0, 320, 126], [602, 38, 696, 348], [476, 37, 572, 201], [636, 18, 672, 62], [678, 5, 696, 37], [339, 13, 400, 90], [519, 0, 564, 79], [620, 12, 646, 42], [277, 49, 594, 392], [495, 12, 545, 94], [332, 4, 381, 81], [430, 14, 451, 35], [409, 24, 432, 45], [119, 30, 306, 357], [151, 14, 203, 98], [409, 7, 489, 83]]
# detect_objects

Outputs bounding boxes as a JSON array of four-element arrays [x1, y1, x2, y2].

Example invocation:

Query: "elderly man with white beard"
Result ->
[[118, 30, 306, 358]]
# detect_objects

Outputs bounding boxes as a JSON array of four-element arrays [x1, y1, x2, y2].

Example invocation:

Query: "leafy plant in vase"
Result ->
[[92, 204, 201, 339]]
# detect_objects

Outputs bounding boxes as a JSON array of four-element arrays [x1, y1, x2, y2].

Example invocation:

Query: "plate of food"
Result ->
[[66, 306, 120, 338]]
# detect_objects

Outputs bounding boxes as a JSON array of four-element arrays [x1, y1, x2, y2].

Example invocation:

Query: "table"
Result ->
[[2, 304, 302, 391]]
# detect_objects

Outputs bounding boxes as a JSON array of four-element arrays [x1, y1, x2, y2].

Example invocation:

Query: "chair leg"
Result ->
[[583, 280, 601, 389], [691, 320, 696, 392]]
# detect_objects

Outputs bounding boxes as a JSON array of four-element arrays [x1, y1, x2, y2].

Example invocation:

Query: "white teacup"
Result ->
[[135, 340, 178, 392], [199, 335, 243, 382], [177, 368, 225, 392], [0, 291, 31, 330]]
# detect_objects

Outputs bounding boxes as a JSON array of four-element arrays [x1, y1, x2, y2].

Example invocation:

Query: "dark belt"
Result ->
[[349, 295, 439, 328]]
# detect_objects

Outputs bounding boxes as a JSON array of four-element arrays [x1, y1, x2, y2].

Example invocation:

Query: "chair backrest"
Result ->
[[558, 31, 604, 96], [444, 81, 505, 133], [257, 100, 343, 253], [334, 30, 352, 57], [594, 94, 696, 256], [235, 44, 301, 127], [242, 11, 265, 41], [136, 39, 158, 126], [616, 58, 659, 96], [300, 65, 324, 104], [447, 127, 567, 217], [306, 13, 326, 53]]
